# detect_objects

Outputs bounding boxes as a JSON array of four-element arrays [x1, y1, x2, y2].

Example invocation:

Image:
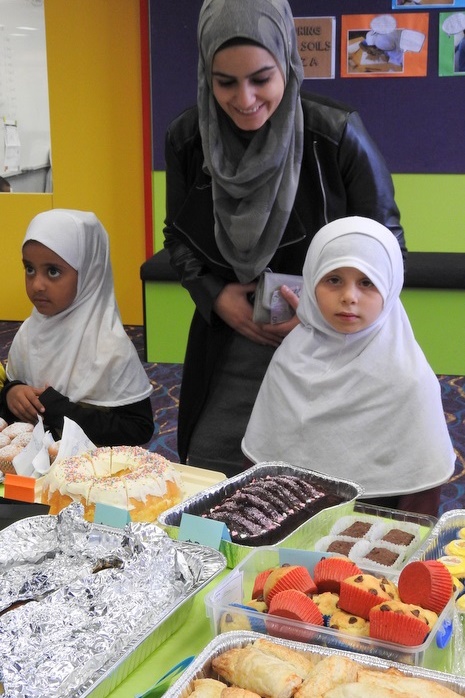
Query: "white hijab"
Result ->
[[242, 216, 455, 496], [7, 210, 152, 407]]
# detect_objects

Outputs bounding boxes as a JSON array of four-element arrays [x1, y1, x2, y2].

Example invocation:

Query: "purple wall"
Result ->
[[150, 0, 464, 173]]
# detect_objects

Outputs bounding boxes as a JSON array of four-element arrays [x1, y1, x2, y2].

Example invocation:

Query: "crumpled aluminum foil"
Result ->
[[0, 503, 224, 697]]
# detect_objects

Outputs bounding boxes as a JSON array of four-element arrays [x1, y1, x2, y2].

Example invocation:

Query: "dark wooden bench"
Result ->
[[141, 249, 465, 373]]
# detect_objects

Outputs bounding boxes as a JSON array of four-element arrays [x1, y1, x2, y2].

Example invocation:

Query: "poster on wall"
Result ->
[[439, 11, 465, 73], [341, 13, 429, 76], [393, 0, 465, 7], [294, 16, 335, 78], [341, 13, 429, 78]]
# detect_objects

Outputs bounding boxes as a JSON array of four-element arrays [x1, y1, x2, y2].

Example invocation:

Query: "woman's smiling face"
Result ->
[[211, 44, 285, 131]]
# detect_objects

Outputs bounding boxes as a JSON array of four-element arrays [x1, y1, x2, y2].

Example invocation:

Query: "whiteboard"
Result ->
[[0, 0, 51, 174]]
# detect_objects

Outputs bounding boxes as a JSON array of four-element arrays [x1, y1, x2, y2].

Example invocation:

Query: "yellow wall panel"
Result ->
[[0, 0, 146, 324]]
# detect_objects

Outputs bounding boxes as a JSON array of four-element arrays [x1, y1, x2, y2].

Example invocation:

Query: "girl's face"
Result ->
[[211, 44, 285, 131], [315, 266, 383, 333], [22, 240, 78, 316]]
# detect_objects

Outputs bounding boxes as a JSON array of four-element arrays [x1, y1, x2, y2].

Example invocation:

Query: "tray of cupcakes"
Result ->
[[162, 631, 465, 698], [157, 462, 363, 568], [204, 546, 459, 673], [408, 509, 465, 583]]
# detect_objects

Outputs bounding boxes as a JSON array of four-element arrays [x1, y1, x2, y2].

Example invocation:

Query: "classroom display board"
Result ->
[[0, 0, 51, 176], [150, 0, 465, 174]]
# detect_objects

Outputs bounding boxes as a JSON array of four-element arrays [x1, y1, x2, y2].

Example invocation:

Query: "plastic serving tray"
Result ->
[[162, 631, 465, 698], [313, 500, 437, 571], [408, 508, 465, 563], [407, 508, 465, 677], [204, 546, 456, 672], [157, 462, 363, 568]]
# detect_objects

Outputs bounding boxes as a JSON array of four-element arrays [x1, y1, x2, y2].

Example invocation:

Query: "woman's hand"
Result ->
[[213, 282, 301, 347], [6, 384, 45, 423]]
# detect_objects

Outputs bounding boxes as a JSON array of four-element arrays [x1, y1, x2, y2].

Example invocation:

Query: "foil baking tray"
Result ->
[[0, 504, 226, 698], [162, 630, 465, 697], [409, 508, 465, 562], [157, 462, 363, 568]]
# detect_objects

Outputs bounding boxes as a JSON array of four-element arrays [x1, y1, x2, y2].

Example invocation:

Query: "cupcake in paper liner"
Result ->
[[329, 515, 385, 542], [338, 573, 392, 619], [369, 601, 430, 646], [312, 591, 340, 625], [313, 535, 359, 559], [445, 539, 465, 558], [263, 565, 317, 605], [437, 555, 465, 580], [266, 589, 324, 643], [251, 568, 273, 600], [219, 602, 266, 634], [354, 540, 404, 571], [398, 560, 454, 614], [313, 556, 362, 594]]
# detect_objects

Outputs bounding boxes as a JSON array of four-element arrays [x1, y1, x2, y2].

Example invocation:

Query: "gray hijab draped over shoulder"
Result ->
[[197, 0, 304, 283]]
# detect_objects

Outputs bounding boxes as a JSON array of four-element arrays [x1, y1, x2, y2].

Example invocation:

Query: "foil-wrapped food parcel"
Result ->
[[0, 503, 225, 698]]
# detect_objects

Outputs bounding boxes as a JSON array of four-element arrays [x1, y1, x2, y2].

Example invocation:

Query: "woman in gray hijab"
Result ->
[[163, 0, 405, 477]]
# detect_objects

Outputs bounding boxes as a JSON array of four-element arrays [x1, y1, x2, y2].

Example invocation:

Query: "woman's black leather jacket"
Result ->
[[163, 91, 406, 325]]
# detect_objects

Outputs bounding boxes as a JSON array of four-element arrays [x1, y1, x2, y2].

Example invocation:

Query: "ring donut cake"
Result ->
[[39, 446, 183, 522]]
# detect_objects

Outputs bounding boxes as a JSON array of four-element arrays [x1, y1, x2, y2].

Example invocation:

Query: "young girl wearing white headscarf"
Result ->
[[242, 216, 455, 515], [1, 209, 154, 446], [164, 0, 406, 477]]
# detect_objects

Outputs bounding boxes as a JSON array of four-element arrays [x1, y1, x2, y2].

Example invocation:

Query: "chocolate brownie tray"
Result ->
[[157, 462, 363, 568], [162, 631, 465, 697], [0, 503, 226, 698]]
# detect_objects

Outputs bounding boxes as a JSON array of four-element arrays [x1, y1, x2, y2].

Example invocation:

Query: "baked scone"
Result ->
[[211, 646, 303, 698]]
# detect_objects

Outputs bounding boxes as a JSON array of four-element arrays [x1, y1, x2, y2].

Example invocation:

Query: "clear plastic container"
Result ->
[[204, 546, 456, 673], [313, 501, 438, 572]]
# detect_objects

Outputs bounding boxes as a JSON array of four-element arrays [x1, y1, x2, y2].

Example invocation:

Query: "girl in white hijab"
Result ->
[[1, 209, 154, 446], [242, 216, 455, 515]]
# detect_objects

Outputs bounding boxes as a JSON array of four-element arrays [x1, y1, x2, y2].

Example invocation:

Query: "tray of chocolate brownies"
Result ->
[[157, 461, 364, 568]]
